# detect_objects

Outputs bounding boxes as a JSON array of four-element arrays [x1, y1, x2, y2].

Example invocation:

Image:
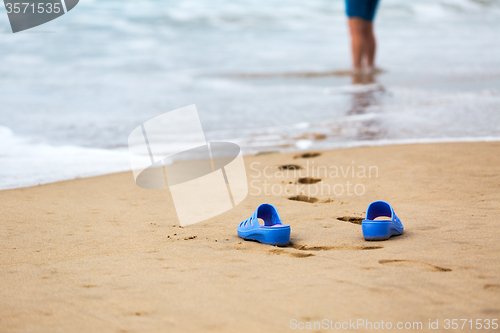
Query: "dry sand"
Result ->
[[1, 142, 499, 332]]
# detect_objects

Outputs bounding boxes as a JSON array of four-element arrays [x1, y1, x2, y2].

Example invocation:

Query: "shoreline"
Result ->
[[1, 142, 499, 332], [2, 137, 500, 192]]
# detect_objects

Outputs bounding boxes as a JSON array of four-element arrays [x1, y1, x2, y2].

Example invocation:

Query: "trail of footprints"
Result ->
[[262, 153, 453, 272], [278, 152, 326, 203], [279, 154, 344, 204], [274, 153, 377, 257]]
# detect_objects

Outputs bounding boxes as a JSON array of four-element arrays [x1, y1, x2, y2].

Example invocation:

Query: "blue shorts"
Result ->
[[345, 0, 380, 22]]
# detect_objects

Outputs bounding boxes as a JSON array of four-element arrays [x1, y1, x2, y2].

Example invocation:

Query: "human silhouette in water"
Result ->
[[345, 0, 381, 84]]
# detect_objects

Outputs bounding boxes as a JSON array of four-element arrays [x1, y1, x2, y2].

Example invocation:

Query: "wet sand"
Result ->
[[1, 142, 499, 332]]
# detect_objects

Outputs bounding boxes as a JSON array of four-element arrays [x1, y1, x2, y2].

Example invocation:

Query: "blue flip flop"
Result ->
[[362, 201, 404, 241], [238, 204, 290, 246]]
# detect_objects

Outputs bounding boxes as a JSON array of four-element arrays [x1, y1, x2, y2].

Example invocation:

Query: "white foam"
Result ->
[[0, 126, 133, 190], [295, 139, 314, 150]]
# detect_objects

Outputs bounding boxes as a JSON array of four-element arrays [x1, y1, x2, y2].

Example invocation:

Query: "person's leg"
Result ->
[[364, 22, 376, 68], [346, 0, 380, 72], [363, 0, 380, 69], [348, 17, 366, 71]]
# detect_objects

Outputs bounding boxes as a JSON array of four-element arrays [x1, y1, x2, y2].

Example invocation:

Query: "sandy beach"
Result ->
[[1, 142, 499, 332]]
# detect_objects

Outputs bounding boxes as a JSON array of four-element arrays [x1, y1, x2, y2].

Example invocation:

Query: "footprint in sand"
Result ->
[[234, 242, 381, 257], [297, 177, 321, 184], [294, 244, 382, 251], [278, 164, 303, 170], [337, 216, 363, 225], [294, 152, 321, 159], [288, 195, 318, 203], [269, 249, 315, 258], [233, 243, 315, 258], [379, 260, 452, 272], [484, 284, 500, 291]]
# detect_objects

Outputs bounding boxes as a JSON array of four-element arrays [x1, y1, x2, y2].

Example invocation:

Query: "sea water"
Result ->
[[0, 0, 499, 189]]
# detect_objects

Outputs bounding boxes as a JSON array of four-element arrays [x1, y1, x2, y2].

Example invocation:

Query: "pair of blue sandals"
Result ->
[[237, 201, 404, 246]]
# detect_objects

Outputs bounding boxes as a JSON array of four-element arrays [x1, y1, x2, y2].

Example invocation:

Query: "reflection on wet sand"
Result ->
[[348, 70, 381, 115], [224, 69, 354, 79], [348, 71, 387, 140]]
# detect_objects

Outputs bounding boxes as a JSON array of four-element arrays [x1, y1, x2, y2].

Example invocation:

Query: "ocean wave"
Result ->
[[65, 0, 500, 33], [0, 126, 133, 190]]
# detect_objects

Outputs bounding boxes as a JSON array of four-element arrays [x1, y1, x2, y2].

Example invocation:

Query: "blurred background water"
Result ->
[[1, 0, 499, 189]]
